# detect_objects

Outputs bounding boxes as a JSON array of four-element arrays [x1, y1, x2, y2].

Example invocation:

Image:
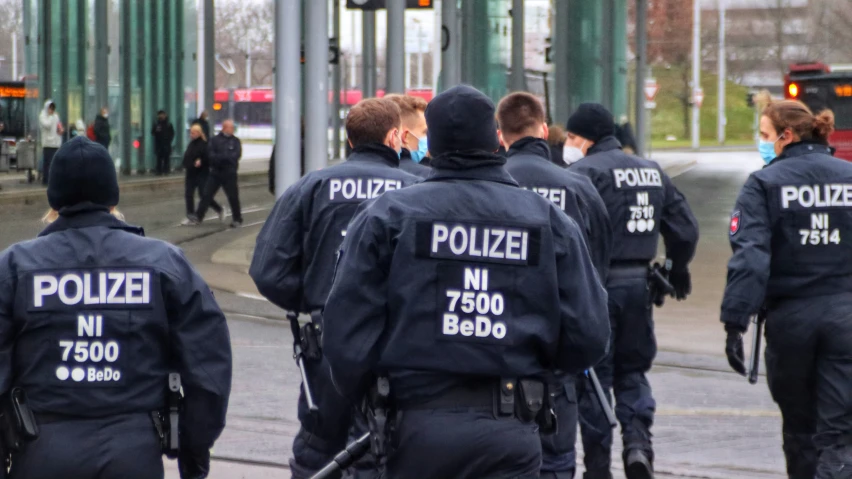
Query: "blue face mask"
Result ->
[[758, 140, 777, 165], [409, 136, 429, 163]]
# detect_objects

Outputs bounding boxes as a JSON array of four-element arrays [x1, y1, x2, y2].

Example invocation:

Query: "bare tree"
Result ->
[[215, 0, 275, 88]]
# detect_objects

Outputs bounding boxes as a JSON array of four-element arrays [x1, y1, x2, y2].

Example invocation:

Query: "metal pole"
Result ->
[[120, 0, 131, 173], [204, 0, 215, 115], [386, 0, 405, 94], [245, 36, 252, 87], [601, 0, 615, 110], [416, 21, 424, 88], [440, 0, 459, 91], [275, 0, 301, 198], [553, 0, 571, 126], [332, 0, 342, 159], [306, 0, 329, 170], [11, 32, 16, 80], [635, 0, 649, 157], [510, 0, 525, 92], [197, 0, 205, 115], [405, 50, 411, 89], [691, 0, 701, 150], [717, 0, 726, 145], [362, 11, 376, 97], [432, 0, 442, 92]]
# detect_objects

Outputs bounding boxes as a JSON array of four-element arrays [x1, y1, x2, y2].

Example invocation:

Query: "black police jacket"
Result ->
[[250, 144, 420, 313], [722, 141, 852, 331], [209, 133, 242, 171], [570, 136, 698, 269], [322, 151, 610, 403], [505, 137, 612, 279], [0, 204, 231, 452], [399, 148, 431, 178]]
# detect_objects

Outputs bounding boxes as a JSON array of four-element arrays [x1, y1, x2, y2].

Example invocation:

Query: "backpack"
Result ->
[[86, 124, 96, 141]]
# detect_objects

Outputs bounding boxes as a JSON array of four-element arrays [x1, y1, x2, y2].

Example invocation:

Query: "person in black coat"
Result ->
[[151, 110, 175, 175], [191, 111, 211, 142], [182, 124, 223, 225], [93, 107, 111, 149]]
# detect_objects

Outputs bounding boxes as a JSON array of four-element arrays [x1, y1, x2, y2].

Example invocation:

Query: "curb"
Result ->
[[0, 169, 269, 206]]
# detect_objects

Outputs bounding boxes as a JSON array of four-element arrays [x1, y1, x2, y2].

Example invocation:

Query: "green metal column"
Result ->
[[140, 0, 153, 172], [612, 0, 628, 121], [460, 0, 509, 103], [567, 0, 602, 109], [553, 0, 570, 125], [120, 0, 132, 173], [173, 0, 185, 155]]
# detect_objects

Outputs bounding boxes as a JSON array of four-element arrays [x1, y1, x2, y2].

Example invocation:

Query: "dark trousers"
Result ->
[[196, 168, 241, 223], [541, 376, 578, 478], [10, 413, 163, 479], [388, 408, 541, 479], [156, 150, 170, 174], [41, 147, 58, 185], [765, 293, 852, 479], [290, 352, 358, 478], [184, 170, 222, 217], [578, 267, 656, 476]]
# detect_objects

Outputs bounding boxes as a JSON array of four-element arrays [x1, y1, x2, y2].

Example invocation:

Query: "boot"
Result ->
[[624, 449, 654, 479], [582, 470, 613, 479]]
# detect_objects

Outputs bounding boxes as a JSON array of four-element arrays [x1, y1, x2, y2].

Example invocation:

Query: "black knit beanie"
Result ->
[[425, 85, 500, 156], [566, 103, 616, 142], [47, 136, 120, 210]]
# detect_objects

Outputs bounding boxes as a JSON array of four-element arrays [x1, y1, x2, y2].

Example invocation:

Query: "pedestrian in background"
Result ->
[[195, 119, 242, 228], [151, 110, 175, 175], [182, 124, 224, 225], [38, 100, 62, 185], [192, 111, 211, 142], [94, 107, 111, 150]]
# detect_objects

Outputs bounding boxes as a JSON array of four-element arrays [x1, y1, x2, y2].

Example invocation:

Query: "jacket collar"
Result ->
[[772, 141, 833, 164], [506, 137, 551, 162], [39, 202, 145, 237], [425, 150, 517, 187], [587, 135, 623, 156], [348, 143, 401, 167]]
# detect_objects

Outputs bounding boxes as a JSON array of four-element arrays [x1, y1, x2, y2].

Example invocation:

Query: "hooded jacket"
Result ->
[[39, 100, 62, 149]]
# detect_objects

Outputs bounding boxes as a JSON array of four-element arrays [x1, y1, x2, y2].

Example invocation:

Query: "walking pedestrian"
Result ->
[[182, 124, 224, 225], [151, 110, 175, 175], [94, 107, 111, 149], [38, 100, 62, 185], [195, 120, 243, 228]]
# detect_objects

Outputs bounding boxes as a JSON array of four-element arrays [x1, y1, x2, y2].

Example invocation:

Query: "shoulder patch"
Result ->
[[730, 210, 741, 235]]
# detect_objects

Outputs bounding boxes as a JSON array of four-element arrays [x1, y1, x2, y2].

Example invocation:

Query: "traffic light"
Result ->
[[346, 0, 433, 9]]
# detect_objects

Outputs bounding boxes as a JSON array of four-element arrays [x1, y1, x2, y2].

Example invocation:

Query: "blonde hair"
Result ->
[[42, 207, 125, 224], [190, 124, 207, 142]]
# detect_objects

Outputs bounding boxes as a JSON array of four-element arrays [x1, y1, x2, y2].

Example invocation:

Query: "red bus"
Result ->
[[785, 62, 852, 161], [208, 87, 436, 140]]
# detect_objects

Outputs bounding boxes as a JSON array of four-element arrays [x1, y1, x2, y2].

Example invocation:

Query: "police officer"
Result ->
[[497, 92, 613, 479], [722, 100, 852, 478], [249, 98, 419, 479], [385, 94, 431, 178], [568, 103, 698, 479], [322, 85, 610, 479], [0, 136, 232, 479]]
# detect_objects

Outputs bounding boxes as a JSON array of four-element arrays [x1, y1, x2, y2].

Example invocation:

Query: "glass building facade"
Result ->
[[23, 0, 197, 175]]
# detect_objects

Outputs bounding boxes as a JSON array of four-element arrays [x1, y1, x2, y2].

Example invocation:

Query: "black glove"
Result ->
[[178, 448, 210, 479], [725, 330, 747, 376], [669, 267, 691, 300]]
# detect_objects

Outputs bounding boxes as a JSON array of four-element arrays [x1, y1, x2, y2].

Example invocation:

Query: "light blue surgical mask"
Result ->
[[758, 135, 783, 165], [410, 135, 429, 163]]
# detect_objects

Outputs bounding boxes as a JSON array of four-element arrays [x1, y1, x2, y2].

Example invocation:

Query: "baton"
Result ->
[[287, 311, 318, 412], [587, 369, 617, 428], [309, 432, 372, 479], [747, 310, 766, 385]]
